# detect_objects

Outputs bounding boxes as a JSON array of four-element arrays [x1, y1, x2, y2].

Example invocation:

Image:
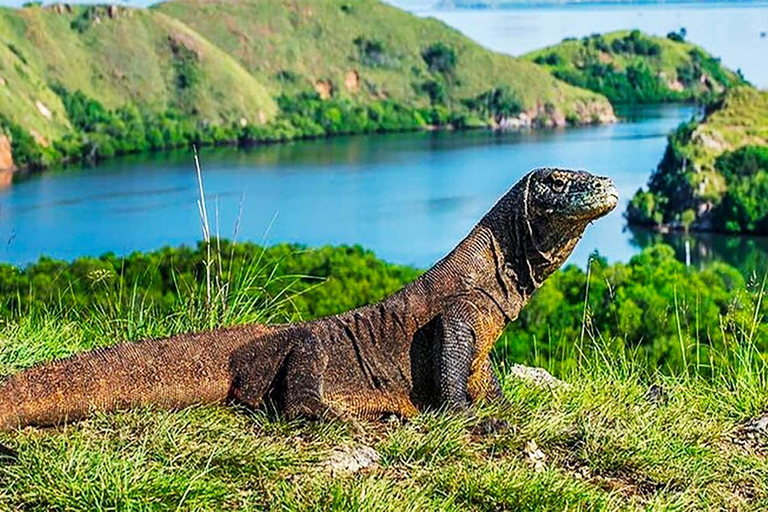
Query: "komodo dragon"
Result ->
[[0, 168, 617, 453]]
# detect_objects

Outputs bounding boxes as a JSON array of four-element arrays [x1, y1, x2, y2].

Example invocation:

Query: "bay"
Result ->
[[0, 104, 694, 269]]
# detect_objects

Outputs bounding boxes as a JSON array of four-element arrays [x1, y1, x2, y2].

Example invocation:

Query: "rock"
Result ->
[[322, 445, 380, 476], [524, 439, 546, 471], [0, 135, 14, 171], [29, 129, 48, 148], [35, 100, 52, 120], [728, 413, 768, 453], [742, 413, 768, 436], [644, 383, 668, 405], [692, 127, 727, 152], [168, 33, 204, 59], [345, 70, 360, 92], [314, 79, 333, 100], [668, 79, 685, 92], [508, 363, 567, 389]]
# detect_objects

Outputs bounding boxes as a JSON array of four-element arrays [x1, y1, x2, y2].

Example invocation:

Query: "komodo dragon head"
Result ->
[[482, 167, 618, 296]]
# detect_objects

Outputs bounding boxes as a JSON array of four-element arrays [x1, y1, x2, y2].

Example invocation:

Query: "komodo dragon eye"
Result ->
[[545, 175, 566, 193]]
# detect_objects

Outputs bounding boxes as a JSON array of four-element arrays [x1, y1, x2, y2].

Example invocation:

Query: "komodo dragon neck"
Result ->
[[378, 181, 544, 331], [384, 222, 526, 330]]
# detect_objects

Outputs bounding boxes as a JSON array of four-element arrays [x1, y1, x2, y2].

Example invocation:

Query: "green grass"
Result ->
[[155, 0, 610, 120], [1, 246, 768, 508], [525, 30, 744, 104], [1, 316, 767, 509], [0, 3, 278, 133]]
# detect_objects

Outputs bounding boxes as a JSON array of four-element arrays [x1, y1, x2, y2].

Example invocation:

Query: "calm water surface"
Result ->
[[0, 105, 694, 269]]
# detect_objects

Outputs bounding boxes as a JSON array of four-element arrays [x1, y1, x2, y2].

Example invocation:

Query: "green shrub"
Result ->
[[711, 146, 768, 233], [422, 42, 457, 76]]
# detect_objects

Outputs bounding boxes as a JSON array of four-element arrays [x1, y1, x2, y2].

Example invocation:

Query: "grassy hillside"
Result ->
[[155, 0, 612, 120], [0, 0, 614, 172], [0, 242, 767, 508], [525, 30, 744, 104], [627, 86, 768, 232], [0, 4, 277, 131]]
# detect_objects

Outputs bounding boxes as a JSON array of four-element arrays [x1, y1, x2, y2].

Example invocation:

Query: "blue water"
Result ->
[[0, 104, 693, 269]]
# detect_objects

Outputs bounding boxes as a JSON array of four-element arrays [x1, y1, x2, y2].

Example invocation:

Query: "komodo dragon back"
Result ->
[[0, 168, 618, 459]]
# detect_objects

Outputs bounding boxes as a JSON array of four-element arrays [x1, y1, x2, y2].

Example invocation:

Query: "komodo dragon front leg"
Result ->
[[433, 297, 511, 431]]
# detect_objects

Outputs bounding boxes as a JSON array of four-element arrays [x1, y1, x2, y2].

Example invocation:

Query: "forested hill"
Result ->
[[0, 0, 613, 171], [524, 30, 744, 104]]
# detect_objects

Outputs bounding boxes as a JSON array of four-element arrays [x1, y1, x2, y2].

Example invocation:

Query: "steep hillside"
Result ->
[[525, 30, 744, 103], [155, 0, 613, 124], [0, 4, 277, 129], [627, 86, 768, 232]]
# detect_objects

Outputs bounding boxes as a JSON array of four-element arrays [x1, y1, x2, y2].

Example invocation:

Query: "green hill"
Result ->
[[155, 0, 611, 118], [0, 0, 614, 171], [0, 4, 277, 140], [524, 30, 744, 104], [626, 86, 768, 232]]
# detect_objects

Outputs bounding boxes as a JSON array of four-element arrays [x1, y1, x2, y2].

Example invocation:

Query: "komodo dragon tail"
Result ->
[[0, 323, 274, 434]]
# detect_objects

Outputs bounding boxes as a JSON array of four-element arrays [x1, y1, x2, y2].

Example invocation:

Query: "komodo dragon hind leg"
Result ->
[[281, 333, 349, 423]]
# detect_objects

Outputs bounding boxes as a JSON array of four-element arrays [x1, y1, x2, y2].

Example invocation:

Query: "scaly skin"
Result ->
[[0, 168, 617, 442]]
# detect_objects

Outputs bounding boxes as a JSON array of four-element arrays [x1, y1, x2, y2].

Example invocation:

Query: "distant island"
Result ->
[[0, 0, 613, 173], [626, 86, 768, 233], [524, 30, 744, 104]]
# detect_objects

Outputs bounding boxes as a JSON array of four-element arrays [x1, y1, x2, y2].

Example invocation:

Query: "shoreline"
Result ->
[[3, 113, 614, 182]]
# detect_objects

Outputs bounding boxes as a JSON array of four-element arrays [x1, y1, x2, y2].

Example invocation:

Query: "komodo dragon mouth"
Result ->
[[0, 167, 617, 460]]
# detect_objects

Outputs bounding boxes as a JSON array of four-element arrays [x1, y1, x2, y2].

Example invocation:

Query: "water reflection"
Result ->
[[628, 226, 768, 277]]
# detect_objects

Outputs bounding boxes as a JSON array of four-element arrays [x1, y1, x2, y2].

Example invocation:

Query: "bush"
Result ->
[[12, 83, 488, 171], [499, 244, 755, 374], [711, 146, 768, 233], [420, 79, 448, 106], [353, 37, 397, 68], [462, 86, 523, 122], [422, 42, 457, 76]]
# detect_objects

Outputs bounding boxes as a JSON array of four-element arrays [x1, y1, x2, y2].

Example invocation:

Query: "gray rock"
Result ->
[[322, 445, 381, 476], [508, 364, 567, 389]]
